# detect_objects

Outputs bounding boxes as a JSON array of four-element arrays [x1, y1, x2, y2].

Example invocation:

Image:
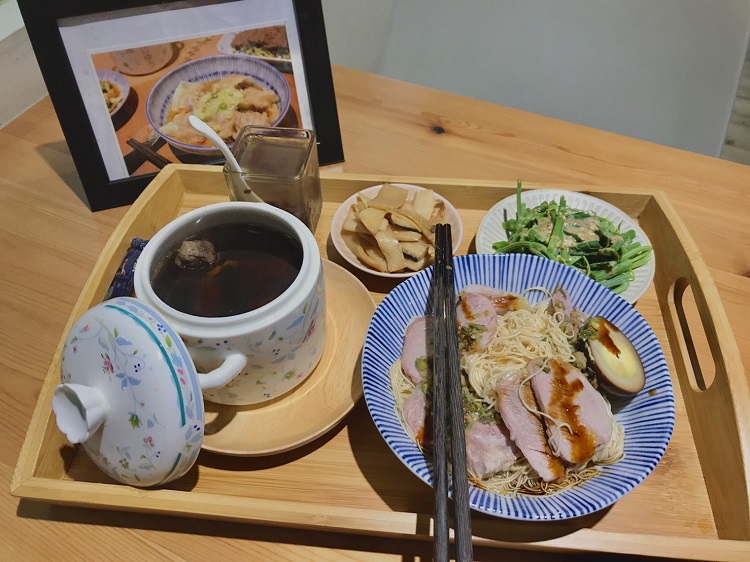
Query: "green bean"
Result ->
[[491, 181, 653, 295]]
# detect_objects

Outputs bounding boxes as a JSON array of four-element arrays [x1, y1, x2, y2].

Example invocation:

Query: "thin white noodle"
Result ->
[[463, 306, 575, 404]]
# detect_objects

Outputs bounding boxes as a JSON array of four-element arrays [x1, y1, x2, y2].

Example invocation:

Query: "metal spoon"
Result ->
[[187, 114, 263, 203]]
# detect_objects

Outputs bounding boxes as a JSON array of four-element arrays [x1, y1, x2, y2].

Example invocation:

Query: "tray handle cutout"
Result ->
[[646, 193, 750, 540], [670, 278, 716, 392]]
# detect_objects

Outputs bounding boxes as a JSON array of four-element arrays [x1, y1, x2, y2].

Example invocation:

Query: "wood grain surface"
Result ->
[[2, 65, 750, 561]]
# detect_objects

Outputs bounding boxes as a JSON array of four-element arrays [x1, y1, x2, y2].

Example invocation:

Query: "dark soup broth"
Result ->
[[151, 222, 303, 317]]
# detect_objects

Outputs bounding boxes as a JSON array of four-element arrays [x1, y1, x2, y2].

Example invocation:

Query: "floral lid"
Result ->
[[54, 297, 205, 487]]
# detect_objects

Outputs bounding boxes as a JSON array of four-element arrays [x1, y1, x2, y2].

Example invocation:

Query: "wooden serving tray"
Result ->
[[12, 165, 750, 560]]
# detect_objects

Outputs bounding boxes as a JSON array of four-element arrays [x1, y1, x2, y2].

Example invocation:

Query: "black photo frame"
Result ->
[[19, 0, 344, 211]]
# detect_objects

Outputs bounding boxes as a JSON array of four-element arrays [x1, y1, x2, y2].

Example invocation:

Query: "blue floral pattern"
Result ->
[[59, 297, 203, 487], [195, 266, 327, 405]]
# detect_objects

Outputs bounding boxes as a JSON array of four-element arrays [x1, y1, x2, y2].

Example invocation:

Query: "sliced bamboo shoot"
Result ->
[[368, 183, 408, 210], [342, 231, 387, 272], [338, 184, 453, 274], [431, 200, 446, 222], [363, 245, 388, 270], [374, 226, 407, 272], [356, 207, 388, 235], [357, 192, 372, 207], [342, 207, 364, 232], [401, 240, 428, 261], [412, 189, 435, 219], [404, 255, 430, 271], [391, 227, 424, 242], [396, 208, 436, 242], [390, 211, 421, 232]]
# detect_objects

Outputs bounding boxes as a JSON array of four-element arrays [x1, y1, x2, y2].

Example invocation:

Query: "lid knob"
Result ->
[[52, 383, 107, 443]]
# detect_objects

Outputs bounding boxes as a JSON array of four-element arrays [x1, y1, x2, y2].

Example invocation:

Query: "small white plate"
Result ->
[[96, 69, 130, 116], [475, 189, 655, 304], [330, 183, 463, 279]]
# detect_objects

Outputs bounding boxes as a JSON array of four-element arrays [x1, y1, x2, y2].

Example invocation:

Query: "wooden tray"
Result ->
[[12, 165, 750, 560]]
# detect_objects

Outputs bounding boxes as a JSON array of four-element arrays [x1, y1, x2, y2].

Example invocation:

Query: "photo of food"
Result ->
[[217, 25, 292, 72], [90, 25, 301, 177], [160, 75, 281, 144]]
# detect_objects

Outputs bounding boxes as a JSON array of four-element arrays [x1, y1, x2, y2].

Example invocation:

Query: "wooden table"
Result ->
[[1, 65, 749, 561]]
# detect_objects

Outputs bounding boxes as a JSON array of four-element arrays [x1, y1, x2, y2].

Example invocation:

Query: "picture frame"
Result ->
[[18, 0, 344, 211]]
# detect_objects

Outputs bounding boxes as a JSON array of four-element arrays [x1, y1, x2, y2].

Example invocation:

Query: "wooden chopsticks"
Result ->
[[432, 223, 473, 562], [125, 138, 172, 170]]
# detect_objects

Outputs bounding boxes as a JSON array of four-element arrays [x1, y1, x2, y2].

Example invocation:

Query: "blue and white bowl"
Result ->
[[361, 253, 675, 520], [146, 54, 291, 156]]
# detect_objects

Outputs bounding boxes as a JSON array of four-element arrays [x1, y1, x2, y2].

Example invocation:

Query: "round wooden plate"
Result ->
[[201, 260, 375, 456]]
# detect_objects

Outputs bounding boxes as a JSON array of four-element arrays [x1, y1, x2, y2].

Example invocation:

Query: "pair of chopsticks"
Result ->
[[125, 137, 171, 171], [432, 223, 473, 562]]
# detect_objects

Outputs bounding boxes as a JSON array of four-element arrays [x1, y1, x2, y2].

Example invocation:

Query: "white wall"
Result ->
[[0, 0, 46, 127], [0, 0, 23, 40], [323, 0, 750, 157], [321, 0, 394, 74]]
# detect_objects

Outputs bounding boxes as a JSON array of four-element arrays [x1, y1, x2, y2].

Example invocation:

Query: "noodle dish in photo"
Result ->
[[146, 54, 291, 156], [361, 253, 675, 520]]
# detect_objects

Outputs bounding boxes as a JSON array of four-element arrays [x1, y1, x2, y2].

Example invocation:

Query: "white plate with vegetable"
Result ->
[[330, 183, 463, 278], [475, 187, 655, 304]]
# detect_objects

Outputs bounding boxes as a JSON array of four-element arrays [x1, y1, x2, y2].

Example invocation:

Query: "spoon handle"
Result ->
[[187, 115, 263, 203]]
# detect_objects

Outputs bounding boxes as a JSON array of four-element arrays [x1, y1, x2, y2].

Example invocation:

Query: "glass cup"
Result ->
[[224, 126, 322, 232]]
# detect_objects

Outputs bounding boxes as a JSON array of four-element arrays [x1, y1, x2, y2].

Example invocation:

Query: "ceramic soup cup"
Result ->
[[133, 201, 326, 406]]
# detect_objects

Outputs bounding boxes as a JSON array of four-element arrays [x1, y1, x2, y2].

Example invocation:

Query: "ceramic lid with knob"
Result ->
[[53, 297, 235, 487]]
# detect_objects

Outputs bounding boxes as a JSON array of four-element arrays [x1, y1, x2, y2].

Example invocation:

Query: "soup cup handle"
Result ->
[[197, 352, 247, 390]]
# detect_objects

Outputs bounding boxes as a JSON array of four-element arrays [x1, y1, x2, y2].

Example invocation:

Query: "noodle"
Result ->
[[391, 292, 626, 496], [463, 306, 575, 407]]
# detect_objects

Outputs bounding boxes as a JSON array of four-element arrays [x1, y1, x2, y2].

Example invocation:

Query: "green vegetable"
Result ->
[[461, 381, 496, 424], [492, 180, 652, 295], [195, 88, 244, 121], [459, 323, 487, 351]]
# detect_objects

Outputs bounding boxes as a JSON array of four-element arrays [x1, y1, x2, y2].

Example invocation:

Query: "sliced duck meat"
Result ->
[[530, 357, 613, 464], [402, 385, 430, 447], [465, 420, 521, 479], [460, 284, 531, 315], [400, 316, 434, 384], [496, 370, 566, 482], [456, 292, 497, 352], [547, 286, 588, 340]]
